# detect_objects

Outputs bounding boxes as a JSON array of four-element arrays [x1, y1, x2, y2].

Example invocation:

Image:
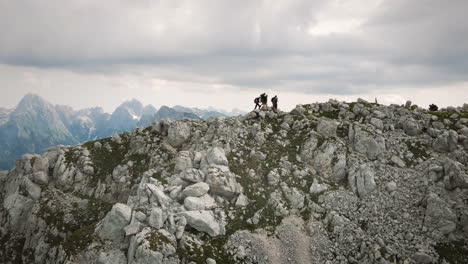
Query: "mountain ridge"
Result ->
[[0, 94, 242, 170], [0, 99, 467, 263]]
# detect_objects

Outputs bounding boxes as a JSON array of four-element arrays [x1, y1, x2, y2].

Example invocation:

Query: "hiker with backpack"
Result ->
[[271, 95, 278, 112], [254, 97, 261, 110], [260, 93, 268, 108]]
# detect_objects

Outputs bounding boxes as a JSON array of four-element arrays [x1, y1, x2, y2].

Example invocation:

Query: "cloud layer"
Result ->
[[1, 0, 467, 111]]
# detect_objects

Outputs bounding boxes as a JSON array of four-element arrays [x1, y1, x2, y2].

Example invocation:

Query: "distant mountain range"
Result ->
[[0, 94, 244, 170]]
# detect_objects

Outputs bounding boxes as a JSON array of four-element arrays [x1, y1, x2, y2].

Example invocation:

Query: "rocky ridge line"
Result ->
[[0, 99, 467, 264]]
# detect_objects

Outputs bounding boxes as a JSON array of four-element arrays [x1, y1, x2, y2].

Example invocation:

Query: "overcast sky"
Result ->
[[1, 0, 467, 113]]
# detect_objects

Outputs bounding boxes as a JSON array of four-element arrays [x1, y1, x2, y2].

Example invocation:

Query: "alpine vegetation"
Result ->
[[1, 99, 467, 264]]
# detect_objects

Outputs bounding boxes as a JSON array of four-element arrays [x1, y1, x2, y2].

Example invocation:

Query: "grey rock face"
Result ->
[[97, 250, 127, 264], [178, 210, 225, 237], [148, 208, 167, 229], [423, 193, 457, 239], [433, 130, 459, 152], [181, 182, 210, 198], [309, 178, 329, 194], [2, 98, 468, 264], [167, 121, 191, 147], [413, 252, 432, 264], [402, 118, 422, 136], [350, 125, 385, 160], [370, 118, 384, 130], [391, 155, 406, 168], [204, 147, 229, 167], [443, 158, 468, 190], [180, 168, 205, 183], [98, 203, 132, 243], [184, 194, 217, 211], [348, 163, 376, 198], [317, 118, 338, 138], [174, 151, 193, 173], [204, 167, 242, 199]]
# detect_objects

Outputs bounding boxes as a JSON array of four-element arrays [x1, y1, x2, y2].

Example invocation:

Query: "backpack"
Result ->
[[254, 97, 259, 103]]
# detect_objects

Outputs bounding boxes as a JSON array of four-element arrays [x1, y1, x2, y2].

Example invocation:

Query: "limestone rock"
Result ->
[[97, 250, 127, 264], [32, 171, 49, 185], [310, 178, 329, 194], [181, 182, 210, 198], [443, 158, 468, 190], [391, 155, 406, 168], [175, 151, 193, 173], [167, 121, 191, 147], [205, 147, 229, 167], [385, 181, 397, 192], [413, 252, 432, 264], [204, 167, 242, 199], [145, 184, 173, 208], [317, 118, 338, 138], [98, 203, 132, 243], [433, 130, 458, 152], [348, 163, 376, 198], [180, 168, 205, 183], [423, 193, 457, 239], [179, 210, 225, 237], [184, 194, 217, 211], [402, 118, 421, 136], [148, 208, 167, 229]]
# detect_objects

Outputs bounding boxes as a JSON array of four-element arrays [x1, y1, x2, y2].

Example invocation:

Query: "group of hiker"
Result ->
[[254, 93, 278, 112]]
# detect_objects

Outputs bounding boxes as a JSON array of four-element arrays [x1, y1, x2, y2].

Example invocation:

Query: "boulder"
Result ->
[[167, 121, 191, 147], [310, 178, 329, 194], [348, 163, 376, 198], [97, 250, 127, 264], [413, 252, 432, 264], [32, 171, 49, 186], [280, 184, 304, 209], [24, 179, 41, 200], [145, 184, 173, 208], [205, 147, 229, 167], [181, 182, 210, 198], [206, 258, 217, 264], [204, 168, 242, 199], [180, 168, 205, 183], [443, 159, 468, 190], [391, 156, 406, 168], [385, 181, 397, 192], [423, 193, 457, 239], [148, 208, 167, 229], [433, 130, 458, 152], [174, 151, 193, 173], [178, 210, 225, 237], [98, 203, 132, 243], [184, 194, 217, 211], [351, 126, 385, 160], [235, 194, 249, 207], [316, 118, 338, 138], [370, 118, 384, 130], [267, 169, 281, 185], [291, 105, 306, 115]]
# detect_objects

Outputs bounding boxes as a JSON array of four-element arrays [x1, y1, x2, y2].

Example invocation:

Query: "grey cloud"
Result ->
[[1, 0, 468, 97]]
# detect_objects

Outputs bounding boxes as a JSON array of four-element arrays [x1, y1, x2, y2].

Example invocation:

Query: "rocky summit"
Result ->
[[1, 99, 468, 264]]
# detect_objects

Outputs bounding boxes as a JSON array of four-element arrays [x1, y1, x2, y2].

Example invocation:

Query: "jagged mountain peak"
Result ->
[[14, 93, 52, 113]]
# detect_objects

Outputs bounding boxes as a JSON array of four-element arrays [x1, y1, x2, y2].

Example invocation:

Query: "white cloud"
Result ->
[[0, 0, 467, 111]]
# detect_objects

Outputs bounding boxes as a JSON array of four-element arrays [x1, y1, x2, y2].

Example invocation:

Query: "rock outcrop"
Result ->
[[1, 99, 467, 264]]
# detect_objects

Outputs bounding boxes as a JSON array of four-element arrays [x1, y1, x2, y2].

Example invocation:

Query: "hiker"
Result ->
[[254, 97, 261, 110], [271, 95, 278, 112], [260, 93, 268, 108]]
